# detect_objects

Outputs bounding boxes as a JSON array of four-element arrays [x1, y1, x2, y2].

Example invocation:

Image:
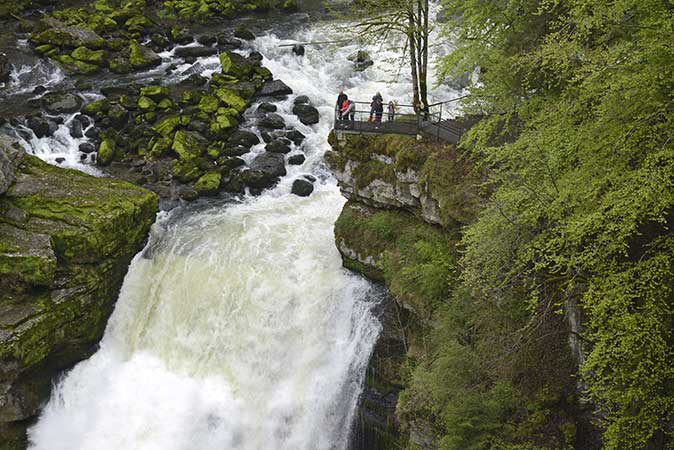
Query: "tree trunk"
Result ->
[[407, 8, 420, 113]]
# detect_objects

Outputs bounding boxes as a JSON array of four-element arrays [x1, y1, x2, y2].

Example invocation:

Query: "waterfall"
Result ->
[[25, 6, 460, 449]]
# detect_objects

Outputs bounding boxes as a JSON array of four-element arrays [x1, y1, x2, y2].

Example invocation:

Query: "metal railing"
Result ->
[[333, 96, 470, 144]]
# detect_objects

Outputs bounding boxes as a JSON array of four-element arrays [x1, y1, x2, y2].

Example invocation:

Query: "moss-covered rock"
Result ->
[[129, 39, 161, 69], [71, 46, 106, 65], [0, 138, 157, 446], [194, 171, 221, 195], [172, 129, 206, 160], [96, 139, 116, 165], [138, 96, 157, 111]]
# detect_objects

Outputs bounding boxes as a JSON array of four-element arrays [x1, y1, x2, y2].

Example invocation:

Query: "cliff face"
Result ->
[[328, 133, 589, 450], [0, 135, 158, 450], [327, 132, 480, 449]]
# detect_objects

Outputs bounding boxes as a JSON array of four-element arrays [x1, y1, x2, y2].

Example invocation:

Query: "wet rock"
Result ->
[[227, 130, 260, 148], [257, 102, 277, 113], [73, 114, 91, 128], [261, 131, 273, 143], [174, 46, 218, 58], [291, 178, 314, 197], [31, 19, 106, 49], [220, 51, 256, 79], [109, 57, 133, 74], [347, 50, 374, 71], [194, 171, 222, 196], [0, 135, 25, 195], [107, 104, 129, 130], [0, 53, 9, 83], [55, 157, 65, 164], [294, 95, 310, 105], [258, 79, 293, 98], [84, 127, 100, 140], [292, 103, 320, 125], [171, 28, 193, 45], [216, 34, 243, 50], [288, 154, 306, 165], [71, 46, 105, 66], [258, 113, 285, 130], [234, 26, 256, 41], [27, 116, 52, 138], [79, 142, 96, 153], [303, 174, 317, 182], [33, 86, 47, 95], [96, 139, 115, 166], [178, 185, 199, 201], [249, 151, 286, 178], [197, 35, 217, 46], [292, 45, 305, 57], [187, 120, 208, 134], [68, 119, 83, 138], [150, 33, 172, 51], [221, 145, 249, 157], [129, 40, 162, 70], [181, 73, 208, 87], [248, 51, 263, 64], [265, 139, 292, 154], [285, 130, 306, 145], [41, 92, 83, 114]]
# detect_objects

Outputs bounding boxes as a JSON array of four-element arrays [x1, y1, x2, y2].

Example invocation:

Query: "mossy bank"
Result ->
[[0, 135, 158, 450]]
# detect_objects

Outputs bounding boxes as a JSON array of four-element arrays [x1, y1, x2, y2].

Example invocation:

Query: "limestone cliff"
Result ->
[[0, 135, 158, 450], [327, 132, 482, 449]]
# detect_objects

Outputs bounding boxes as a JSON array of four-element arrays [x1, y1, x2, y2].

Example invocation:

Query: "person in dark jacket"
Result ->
[[374, 99, 384, 124], [336, 90, 347, 119]]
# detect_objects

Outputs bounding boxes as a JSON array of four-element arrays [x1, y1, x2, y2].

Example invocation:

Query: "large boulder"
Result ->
[[250, 152, 286, 177], [30, 19, 106, 49], [0, 52, 9, 83], [265, 139, 292, 154], [0, 139, 157, 447], [26, 116, 54, 138], [258, 113, 285, 130], [227, 130, 260, 148], [41, 92, 83, 114], [174, 46, 218, 58], [292, 103, 320, 125], [234, 26, 255, 41], [219, 51, 255, 79], [257, 79, 293, 97], [291, 178, 314, 197]]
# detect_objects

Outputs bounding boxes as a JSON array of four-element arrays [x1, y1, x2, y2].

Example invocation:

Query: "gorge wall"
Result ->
[[327, 132, 596, 450], [0, 135, 158, 449]]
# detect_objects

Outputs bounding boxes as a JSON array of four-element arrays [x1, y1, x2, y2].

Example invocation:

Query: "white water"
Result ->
[[27, 8, 460, 450]]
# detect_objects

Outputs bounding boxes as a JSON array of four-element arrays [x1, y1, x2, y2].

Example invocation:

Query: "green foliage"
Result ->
[[432, 0, 674, 447]]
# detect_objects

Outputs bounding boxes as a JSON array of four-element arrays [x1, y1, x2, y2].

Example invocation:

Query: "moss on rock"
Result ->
[[0, 150, 157, 445]]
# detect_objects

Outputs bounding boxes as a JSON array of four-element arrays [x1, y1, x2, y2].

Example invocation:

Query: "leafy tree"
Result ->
[[401, 0, 674, 448]]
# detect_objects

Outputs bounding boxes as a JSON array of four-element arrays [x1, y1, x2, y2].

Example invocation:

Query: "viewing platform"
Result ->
[[332, 98, 470, 144]]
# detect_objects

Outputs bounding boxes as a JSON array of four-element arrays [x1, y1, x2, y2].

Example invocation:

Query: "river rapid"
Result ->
[[6, 6, 462, 450]]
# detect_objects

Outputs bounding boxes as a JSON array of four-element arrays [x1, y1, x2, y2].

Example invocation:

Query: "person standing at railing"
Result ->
[[374, 98, 384, 124], [343, 100, 356, 123], [369, 92, 383, 121], [336, 90, 347, 120], [387, 101, 395, 121]]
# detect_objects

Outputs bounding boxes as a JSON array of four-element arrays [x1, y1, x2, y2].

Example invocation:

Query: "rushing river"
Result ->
[[8, 6, 462, 450]]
